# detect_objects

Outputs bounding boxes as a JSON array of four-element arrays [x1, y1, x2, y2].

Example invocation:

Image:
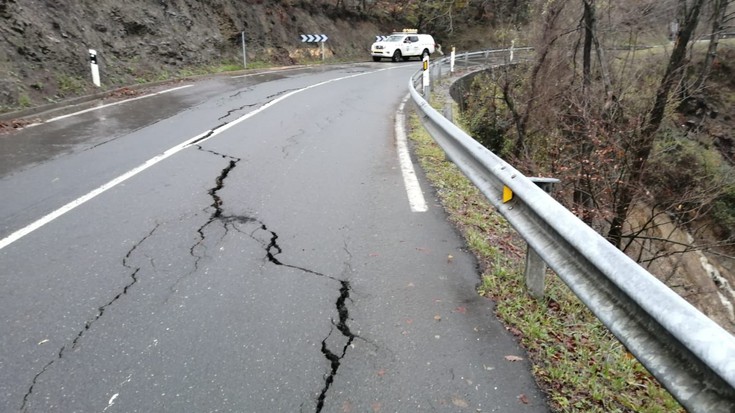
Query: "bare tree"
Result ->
[[607, 0, 707, 247], [690, 0, 732, 93]]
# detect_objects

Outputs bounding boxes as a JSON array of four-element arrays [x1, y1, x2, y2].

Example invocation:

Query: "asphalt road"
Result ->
[[0, 62, 548, 412]]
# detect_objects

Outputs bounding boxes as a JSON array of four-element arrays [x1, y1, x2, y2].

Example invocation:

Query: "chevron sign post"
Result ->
[[375, 35, 389, 42], [300, 34, 329, 61], [300, 34, 329, 43]]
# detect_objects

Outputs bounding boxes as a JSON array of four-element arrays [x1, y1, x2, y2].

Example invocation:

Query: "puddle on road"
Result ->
[[0, 89, 203, 178], [0, 64, 382, 179]]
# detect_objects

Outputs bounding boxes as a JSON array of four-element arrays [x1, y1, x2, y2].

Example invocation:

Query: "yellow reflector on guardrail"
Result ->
[[502, 186, 513, 203]]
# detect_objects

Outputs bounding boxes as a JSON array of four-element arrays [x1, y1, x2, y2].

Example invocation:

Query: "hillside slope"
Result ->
[[0, 0, 395, 112]]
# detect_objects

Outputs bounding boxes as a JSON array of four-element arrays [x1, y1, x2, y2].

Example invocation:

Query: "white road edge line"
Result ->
[[396, 94, 428, 212], [0, 66, 404, 251], [230, 67, 306, 79], [32, 84, 195, 126]]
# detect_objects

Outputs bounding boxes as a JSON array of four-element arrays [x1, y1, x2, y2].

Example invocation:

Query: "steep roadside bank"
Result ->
[[0, 1, 390, 112]]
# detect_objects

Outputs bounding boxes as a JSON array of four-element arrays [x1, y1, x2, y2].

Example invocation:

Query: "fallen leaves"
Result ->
[[518, 393, 529, 404], [504, 355, 524, 362], [451, 395, 469, 408], [107, 87, 139, 98], [506, 325, 523, 337], [0, 118, 37, 134]]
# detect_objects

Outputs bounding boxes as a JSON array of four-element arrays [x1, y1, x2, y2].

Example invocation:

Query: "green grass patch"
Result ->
[[407, 112, 684, 412], [57, 74, 87, 95], [17, 93, 32, 108]]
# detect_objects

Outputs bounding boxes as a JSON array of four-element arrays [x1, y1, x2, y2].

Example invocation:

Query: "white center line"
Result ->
[[0, 66, 405, 251], [396, 94, 428, 212]]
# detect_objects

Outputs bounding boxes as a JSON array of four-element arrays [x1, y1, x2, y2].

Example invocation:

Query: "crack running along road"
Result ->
[[194, 148, 359, 411], [19, 225, 160, 412]]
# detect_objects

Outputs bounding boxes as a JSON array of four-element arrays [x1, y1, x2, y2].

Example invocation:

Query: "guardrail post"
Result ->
[[443, 102, 453, 122], [524, 177, 560, 299], [525, 246, 546, 299]]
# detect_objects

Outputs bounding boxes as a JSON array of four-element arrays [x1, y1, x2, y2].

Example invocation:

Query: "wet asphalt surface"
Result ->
[[0, 62, 549, 412]]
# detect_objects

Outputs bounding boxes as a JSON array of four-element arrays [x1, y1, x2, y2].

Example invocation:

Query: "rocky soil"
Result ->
[[0, 0, 399, 113]]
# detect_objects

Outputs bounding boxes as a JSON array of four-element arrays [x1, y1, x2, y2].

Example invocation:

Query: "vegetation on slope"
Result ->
[[458, 0, 735, 333], [0, 0, 532, 113]]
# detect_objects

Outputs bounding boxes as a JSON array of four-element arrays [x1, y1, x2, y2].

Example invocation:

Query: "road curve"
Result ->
[[0, 63, 548, 412]]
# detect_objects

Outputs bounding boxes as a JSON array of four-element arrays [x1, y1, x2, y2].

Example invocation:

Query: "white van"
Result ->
[[371, 31, 437, 62]]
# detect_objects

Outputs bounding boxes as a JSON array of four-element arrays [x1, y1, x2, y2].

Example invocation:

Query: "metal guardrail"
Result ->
[[408, 49, 735, 412]]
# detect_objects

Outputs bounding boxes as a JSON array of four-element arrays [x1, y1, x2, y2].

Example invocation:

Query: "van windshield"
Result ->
[[385, 35, 404, 42]]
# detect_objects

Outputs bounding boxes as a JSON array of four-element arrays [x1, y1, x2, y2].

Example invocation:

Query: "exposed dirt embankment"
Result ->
[[626, 206, 735, 334], [0, 0, 390, 112]]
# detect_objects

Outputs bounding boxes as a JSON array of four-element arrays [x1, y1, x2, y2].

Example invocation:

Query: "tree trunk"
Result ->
[[692, 0, 729, 92], [575, 0, 596, 224], [582, 0, 594, 89], [607, 0, 706, 247], [512, 0, 568, 157]]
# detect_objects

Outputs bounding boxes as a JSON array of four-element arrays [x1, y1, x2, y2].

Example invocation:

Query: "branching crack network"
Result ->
[[190, 146, 357, 412]]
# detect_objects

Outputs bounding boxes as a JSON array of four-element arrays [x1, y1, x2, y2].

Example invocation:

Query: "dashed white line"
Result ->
[[396, 94, 428, 212]]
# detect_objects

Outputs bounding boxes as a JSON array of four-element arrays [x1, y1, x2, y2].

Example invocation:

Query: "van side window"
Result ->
[[408, 36, 419, 42]]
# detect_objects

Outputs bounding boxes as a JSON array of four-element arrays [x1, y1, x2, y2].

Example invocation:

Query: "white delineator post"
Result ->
[[89, 49, 100, 87], [450, 47, 455, 73]]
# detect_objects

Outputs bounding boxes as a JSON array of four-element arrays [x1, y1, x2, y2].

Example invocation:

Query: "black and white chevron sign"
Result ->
[[375, 35, 389, 42], [300, 34, 329, 43]]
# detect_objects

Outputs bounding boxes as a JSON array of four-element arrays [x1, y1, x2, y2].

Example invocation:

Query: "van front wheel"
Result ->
[[391, 50, 402, 62]]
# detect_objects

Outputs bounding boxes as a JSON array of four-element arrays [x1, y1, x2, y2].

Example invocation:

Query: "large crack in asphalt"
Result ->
[[254, 222, 356, 412], [20, 224, 159, 412], [187, 122, 228, 147], [165, 148, 243, 297], [316, 279, 355, 413], [217, 102, 259, 121], [189, 145, 356, 412]]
